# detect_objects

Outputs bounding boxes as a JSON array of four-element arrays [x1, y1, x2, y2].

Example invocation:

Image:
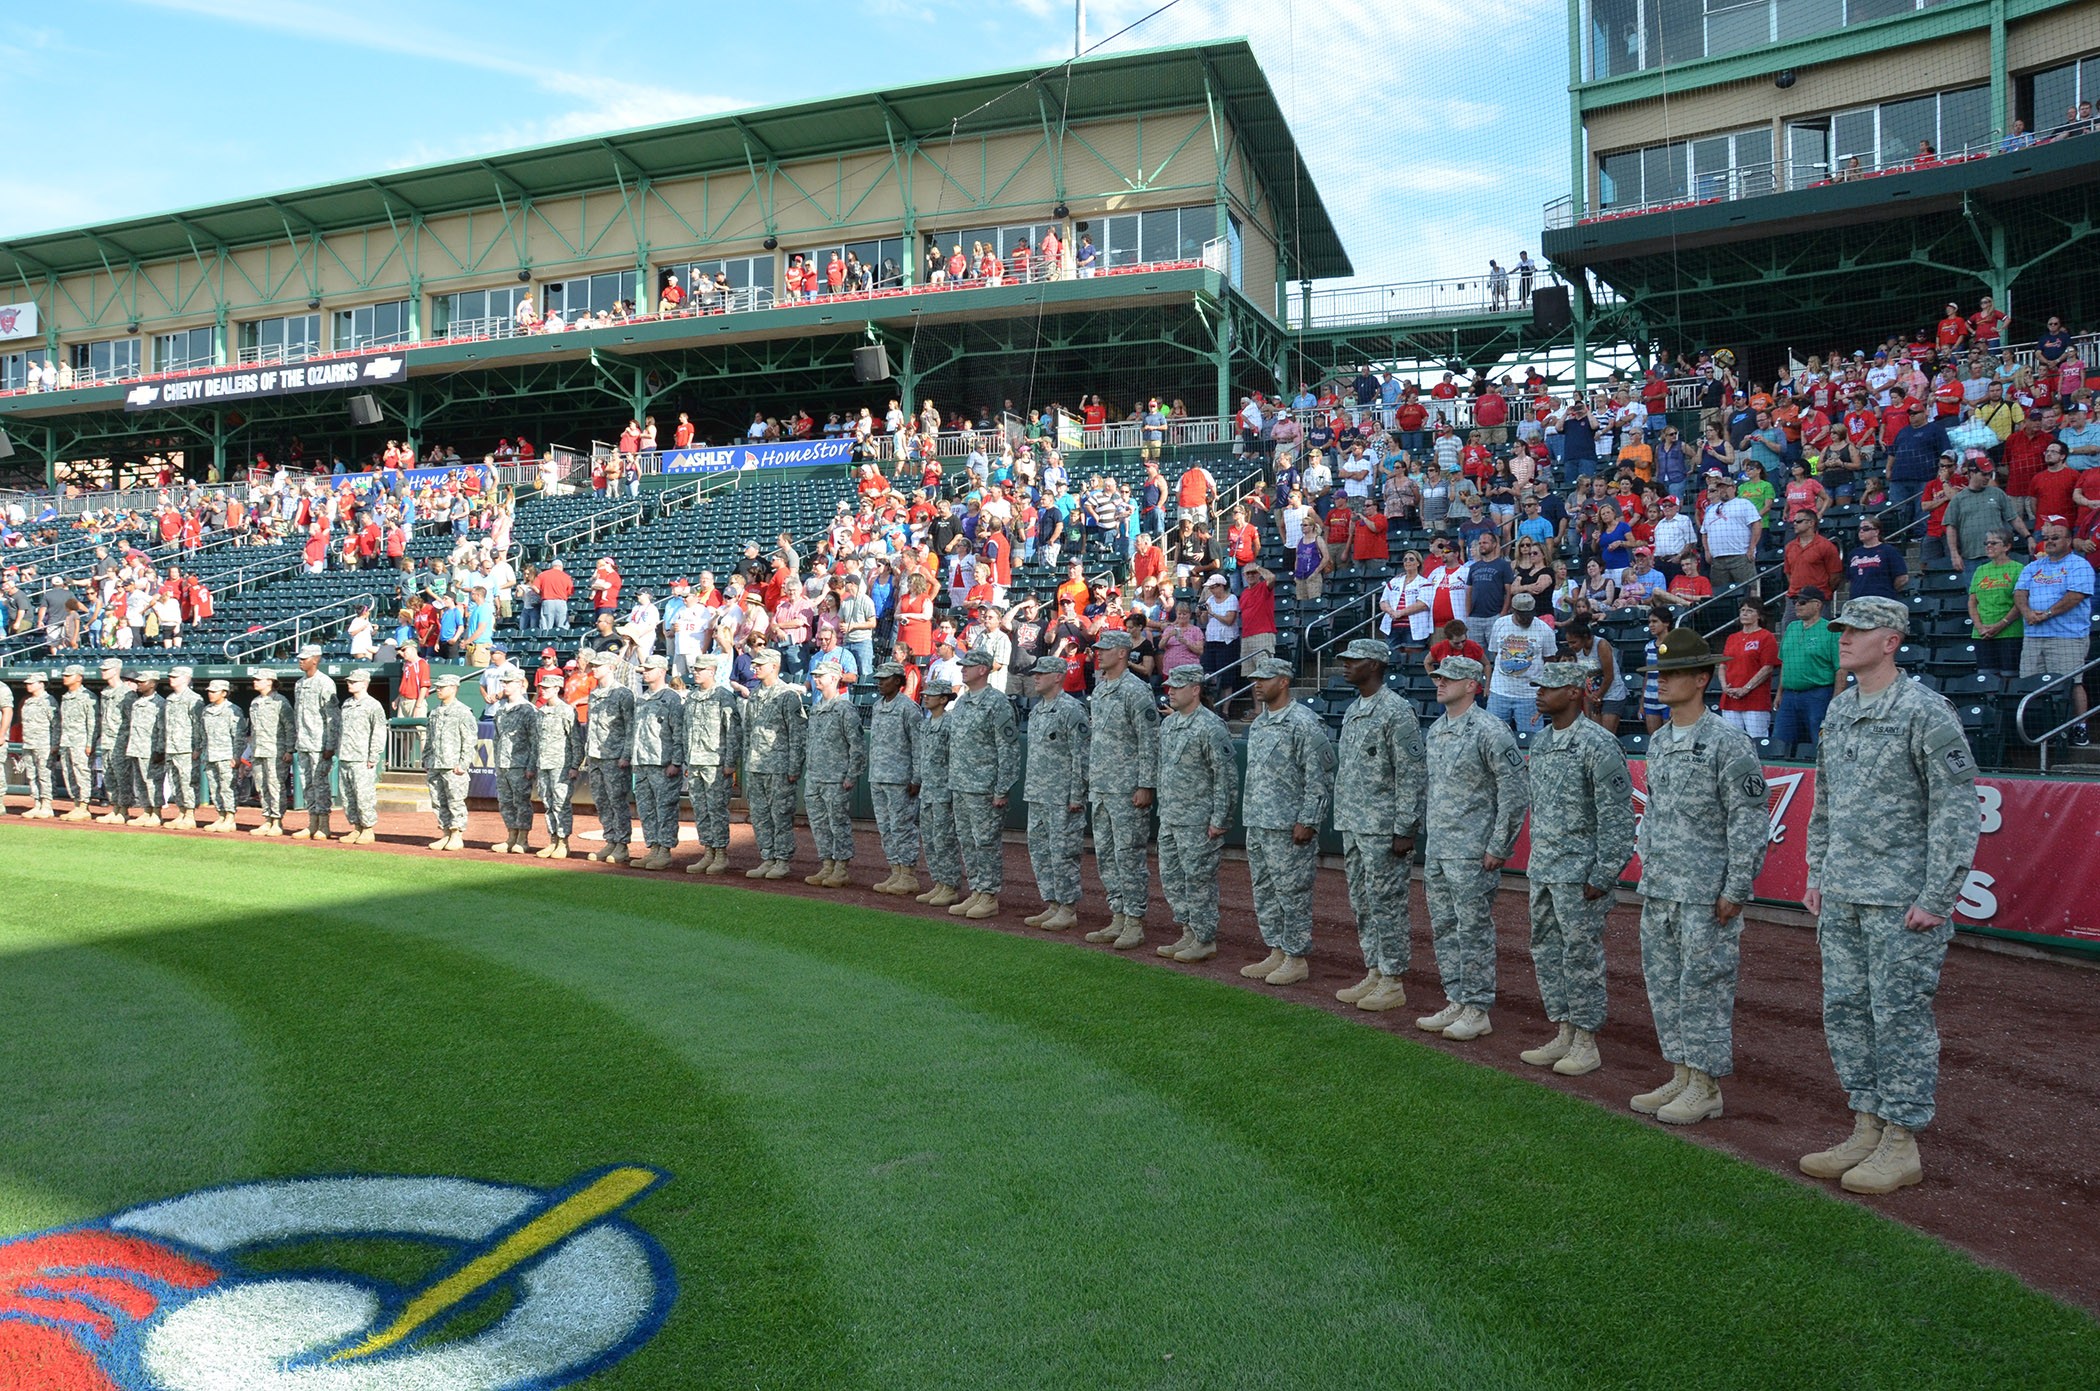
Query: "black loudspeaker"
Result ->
[[347, 394, 383, 426], [1532, 285, 1572, 335], [852, 344, 891, 382], [0, 430, 12, 460]]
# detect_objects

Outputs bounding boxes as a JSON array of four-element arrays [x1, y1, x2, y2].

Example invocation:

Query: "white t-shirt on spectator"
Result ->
[[1487, 615, 1557, 698]]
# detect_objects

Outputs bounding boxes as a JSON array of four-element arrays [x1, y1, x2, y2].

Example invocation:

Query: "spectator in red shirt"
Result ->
[[1237, 563, 1278, 682], [1718, 599, 1780, 738], [2030, 440, 2080, 535], [1934, 303, 1969, 351], [397, 640, 432, 718], [1781, 511, 1842, 621], [1424, 619, 1484, 678], [533, 557, 575, 631], [2001, 413, 2056, 526]]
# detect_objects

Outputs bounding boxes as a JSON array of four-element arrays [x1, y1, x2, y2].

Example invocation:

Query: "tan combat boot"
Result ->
[[1521, 1023, 1574, 1067], [1357, 976, 1408, 1012], [537, 837, 560, 859], [249, 819, 273, 836], [949, 891, 987, 917], [602, 845, 630, 866], [685, 848, 712, 875], [65, 806, 95, 822], [262, 819, 286, 837], [1656, 1069, 1722, 1125], [922, 884, 960, 907], [745, 858, 772, 878], [1023, 904, 1055, 928], [887, 868, 919, 897], [489, 835, 512, 854], [1443, 1005, 1493, 1041], [1801, 1113, 1885, 1180], [804, 859, 836, 886], [707, 849, 729, 874], [1414, 1002, 1463, 1033], [1840, 1124, 1922, 1195], [549, 837, 569, 860], [1038, 905, 1078, 931], [820, 860, 853, 888], [1171, 938, 1217, 963], [170, 812, 197, 830], [512, 832, 533, 854], [1335, 969, 1382, 1005], [870, 866, 903, 894], [964, 893, 1000, 920], [96, 810, 127, 824], [1239, 949, 1285, 980], [1553, 1029, 1602, 1076], [640, 848, 673, 871], [1630, 1064, 1691, 1116], [1157, 928, 1195, 959], [761, 859, 789, 879], [1264, 955, 1308, 986], [1084, 913, 1123, 944], [1111, 916, 1146, 951], [429, 831, 452, 850]]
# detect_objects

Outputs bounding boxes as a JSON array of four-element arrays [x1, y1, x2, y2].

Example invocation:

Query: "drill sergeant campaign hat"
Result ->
[[1645, 628, 1728, 671]]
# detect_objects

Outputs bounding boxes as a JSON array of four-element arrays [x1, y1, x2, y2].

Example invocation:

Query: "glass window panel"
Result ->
[[1704, 0, 1768, 58], [0, 352, 27, 391], [2085, 55, 2100, 105], [1641, 142, 1688, 203], [1591, 0, 1640, 76], [1846, 0, 1916, 21], [1832, 108, 1878, 168], [1691, 136, 1733, 199], [1775, 0, 1842, 42], [1657, 0, 1704, 61], [1140, 209, 1180, 263], [1096, 214, 1140, 269], [1600, 150, 1643, 207], [1785, 122, 1829, 188], [2032, 63, 2078, 133], [1879, 93, 1937, 163], [1937, 86, 1991, 155], [154, 327, 214, 372]]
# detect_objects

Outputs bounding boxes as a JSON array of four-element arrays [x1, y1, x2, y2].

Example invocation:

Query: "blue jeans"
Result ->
[[847, 638, 876, 678], [1888, 476, 1927, 529], [1772, 686, 1832, 748], [538, 599, 568, 631], [1487, 690, 1539, 733]]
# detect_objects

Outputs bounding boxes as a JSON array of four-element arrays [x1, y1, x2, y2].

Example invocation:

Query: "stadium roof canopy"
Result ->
[[0, 37, 1350, 285]]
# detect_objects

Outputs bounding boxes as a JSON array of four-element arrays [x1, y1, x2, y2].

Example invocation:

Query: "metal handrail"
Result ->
[[1688, 499, 1928, 638], [538, 500, 645, 555], [221, 591, 376, 664], [2014, 651, 2100, 774], [654, 468, 746, 517]]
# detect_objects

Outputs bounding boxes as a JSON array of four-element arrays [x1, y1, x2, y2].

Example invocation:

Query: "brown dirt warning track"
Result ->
[[13, 797, 2097, 1315]]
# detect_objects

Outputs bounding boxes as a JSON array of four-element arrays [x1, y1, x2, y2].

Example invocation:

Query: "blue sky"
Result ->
[[1, 0, 1566, 285]]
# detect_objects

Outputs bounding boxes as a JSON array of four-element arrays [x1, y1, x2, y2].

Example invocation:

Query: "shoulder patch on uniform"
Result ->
[[1610, 770, 1630, 794], [1502, 745, 1522, 767], [1741, 770, 1767, 797]]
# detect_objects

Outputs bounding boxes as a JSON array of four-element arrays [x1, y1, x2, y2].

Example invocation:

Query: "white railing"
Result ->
[[221, 591, 377, 665], [234, 341, 319, 367]]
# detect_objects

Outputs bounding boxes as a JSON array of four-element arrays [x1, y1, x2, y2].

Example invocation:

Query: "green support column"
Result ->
[[43, 426, 56, 490], [211, 410, 227, 484], [214, 308, 229, 367], [1213, 311, 1230, 422], [1985, 221, 2012, 317], [405, 385, 426, 451], [407, 277, 423, 343], [895, 339, 919, 423], [1989, 0, 2008, 141], [1571, 282, 1591, 394], [630, 366, 648, 432], [1567, 0, 1587, 218]]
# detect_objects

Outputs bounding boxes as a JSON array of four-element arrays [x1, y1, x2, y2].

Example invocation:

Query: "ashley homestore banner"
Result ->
[[1506, 764, 2100, 950]]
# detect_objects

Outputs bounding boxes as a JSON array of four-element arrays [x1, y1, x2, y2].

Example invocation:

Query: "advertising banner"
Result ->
[[659, 438, 853, 474], [0, 302, 38, 342], [1505, 763, 2100, 949], [123, 351, 408, 411]]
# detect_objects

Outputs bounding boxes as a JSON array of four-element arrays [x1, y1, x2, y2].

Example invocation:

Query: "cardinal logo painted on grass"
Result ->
[[0, 1166, 675, 1391]]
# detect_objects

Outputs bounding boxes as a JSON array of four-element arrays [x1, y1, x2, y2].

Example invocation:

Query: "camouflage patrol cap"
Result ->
[[538, 669, 566, 686], [923, 677, 957, 698], [1530, 662, 1589, 689], [128, 669, 160, 683], [810, 655, 845, 676], [1339, 638, 1390, 662], [1248, 656, 1295, 680], [1165, 663, 1210, 688], [640, 655, 668, 672], [100, 657, 123, 671], [1429, 655, 1486, 682], [589, 650, 621, 667], [61, 664, 84, 677], [433, 673, 462, 689], [344, 668, 373, 685], [873, 661, 907, 678], [1645, 628, 1726, 672], [168, 665, 194, 679], [959, 647, 995, 668], [751, 647, 782, 667], [1094, 629, 1135, 651], [297, 644, 323, 659], [206, 679, 230, 693], [25, 670, 48, 684], [1828, 595, 1910, 636], [1029, 655, 1069, 676]]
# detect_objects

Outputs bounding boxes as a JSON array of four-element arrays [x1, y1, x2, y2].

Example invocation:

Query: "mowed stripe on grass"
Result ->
[[0, 826, 2093, 1389]]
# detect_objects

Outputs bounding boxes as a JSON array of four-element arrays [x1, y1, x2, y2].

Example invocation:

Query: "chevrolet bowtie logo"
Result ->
[[363, 356, 405, 380], [127, 385, 160, 406]]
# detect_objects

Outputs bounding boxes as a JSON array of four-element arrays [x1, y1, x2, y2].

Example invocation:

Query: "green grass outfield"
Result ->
[[2, 825, 2094, 1388]]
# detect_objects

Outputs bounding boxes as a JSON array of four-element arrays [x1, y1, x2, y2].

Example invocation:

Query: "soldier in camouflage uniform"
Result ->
[[16, 672, 57, 817], [159, 667, 204, 828], [1416, 655, 1530, 1041], [1801, 596, 1982, 1195], [290, 646, 340, 841], [1239, 654, 1335, 987], [1155, 665, 1237, 963], [122, 670, 166, 825], [912, 678, 964, 906], [681, 656, 742, 875], [1022, 656, 1090, 931], [1082, 629, 1160, 949], [583, 651, 636, 866], [57, 665, 98, 820], [631, 655, 687, 871], [1331, 638, 1427, 1013], [1631, 629, 1770, 1125], [946, 647, 1022, 919], [488, 666, 540, 853], [1519, 663, 1637, 1076], [335, 669, 389, 844], [247, 671, 295, 836], [94, 658, 129, 822], [534, 670, 583, 859], [197, 679, 247, 831], [867, 662, 925, 897], [423, 673, 477, 851], [801, 658, 866, 887], [742, 648, 806, 880]]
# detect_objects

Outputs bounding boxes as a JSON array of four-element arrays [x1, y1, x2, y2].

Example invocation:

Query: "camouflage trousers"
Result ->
[[745, 772, 798, 863], [295, 751, 332, 818], [951, 792, 1004, 894], [806, 779, 855, 862], [1089, 798, 1151, 918], [165, 753, 198, 809], [1638, 896, 1743, 1077], [1424, 858, 1500, 1008], [587, 757, 631, 850], [536, 768, 575, 839], [1342, 832, 1412, 976], [204, 759, 238, 815], [427, 768, 469, 833], [20, 749, 54, 805], [496, 767, 535, 831], [1157, 821, 1224, 942], [920, 791, 961, 887], [685, 765, 732, 850], [1027, 803, 1086, 905], [58, 748, 92, 806], [1244, 827, 1316, 957], [252, 755, 288, 821], [1528, 880, 1609, 1032], [125, 756, 162, 813], [339, 760, 379, 829], [1816, 900, 1955, 1130], [633, 766, 682, 850], [97, 747, 127, 808], [871, 783, 920, 867]]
